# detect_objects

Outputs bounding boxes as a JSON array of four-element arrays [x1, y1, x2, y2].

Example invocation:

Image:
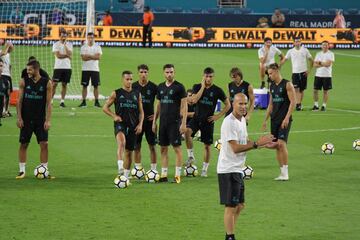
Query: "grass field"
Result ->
[[1, 47, 360, 240]]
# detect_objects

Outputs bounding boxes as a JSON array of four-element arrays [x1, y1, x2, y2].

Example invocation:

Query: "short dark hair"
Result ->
[[264, 37, 272, 42], [27, 60, 40, 70], [187, 89, 193, 94], [229, 67, 243, 79], [122, 70, 132, 76], [203, 67, 214, 74], [28, 56, 36, 62], [163, 64, 174, 70], [144, 6, 150, 12], [87, 32, 94, 36], [322, 40, 329, 44], [268, 63, 280, 70], [137, 64, 149, 71], [293, 37, 301, 41]]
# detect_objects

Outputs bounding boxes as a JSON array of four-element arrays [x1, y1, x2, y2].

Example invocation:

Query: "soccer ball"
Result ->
[[184, 164, 198, 177], [321, 143, 335, 155], [214, 139, 222, 151], [131, 166, 145, 179], [114, 175, 130, 189], [34, 165, 49, 179], [145, 169, 160, 183], [353, 139, 360, 151], [242, 165, 254, 179]]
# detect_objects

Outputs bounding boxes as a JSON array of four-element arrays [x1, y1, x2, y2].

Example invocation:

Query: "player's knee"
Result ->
[[20, 143, 29, 150], [277, 140, 287, 150], [237, 203, 245, 213], [39, 142, 48, 149], [148, 144, 155, 152], [160, 147, 167, 155], [204, 144, 211, 151]]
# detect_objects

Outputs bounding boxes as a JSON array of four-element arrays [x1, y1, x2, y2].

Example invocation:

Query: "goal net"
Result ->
[[0, 0, 97, 99]]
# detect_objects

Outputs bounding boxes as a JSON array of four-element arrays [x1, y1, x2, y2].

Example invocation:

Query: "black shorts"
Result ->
[[159, 120, 181, 147], [81, 71, 100, 87], [314, 76, 332, 91], [218, 173, 245, 207], [19, 120, 48, 144], [292, 72, 308, 91], [271, 120, 292, 143], [2, 75, 12, 92], [136, 120, 157, 148], [188, 118, 214, 145], [53, 69, 72, 84], [114, 122, 137, 151]]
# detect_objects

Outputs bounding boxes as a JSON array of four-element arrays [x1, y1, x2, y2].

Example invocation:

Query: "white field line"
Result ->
[[335, 52, 360, 58]]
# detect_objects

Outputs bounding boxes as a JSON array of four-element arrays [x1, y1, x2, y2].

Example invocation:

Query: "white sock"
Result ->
[[161, 168, 168, 177], [187, 149, 194, 158], [19, 162, 26, 173], [202, 162, 209, 171], [42, 162, 48, 168], [117, 160, 124, 172], [124, 169, 130, 178], [283, 165, 288, 176], [314, 102, 319, 107], [60, 99, 64, 103], [135, 163, 142, 168], [322, 103, 326, 107], [175, 167, 182, 177], [151, 163, 157, 170]]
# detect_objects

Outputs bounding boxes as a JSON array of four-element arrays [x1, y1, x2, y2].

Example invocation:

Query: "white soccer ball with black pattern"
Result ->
[[145, 169, 160, 183], [321, 143, 335, 155], [214, 139, 222, 151], [34, 165, 49, 179], [131, 166, 145, 179], [353, 139, 360, 151], [242, 165, 254, 179], [184, 164, 198, 177], [114, 175, 130, 189]]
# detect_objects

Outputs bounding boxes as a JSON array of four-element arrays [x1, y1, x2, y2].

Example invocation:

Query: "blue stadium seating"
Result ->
[[279, 8, 290, 15], [347, 8, 359, 14], [154, 7, 167, 13], [207, 8, 220, 14], [327, 8, 338, 15], [239, 8, 252, 14], [311, 8, 324, 15], [170, 7, 183, 13], [222, 8, 236, 14], [293, 8, 307, 14], [120, 7, 133, 12], [190, 8, 203, 13]]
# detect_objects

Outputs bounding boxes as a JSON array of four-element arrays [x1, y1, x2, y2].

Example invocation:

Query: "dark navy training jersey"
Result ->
[[132, 81, 157, 118], [187, 103, 195, 123], [21, 76, 49, 121], [114, 88, 140, 128], [157, 80, 186, 124], [192, 84, 227, 121], [226, 80, 250, 116], [270, 79, 292, 123], [21, 68, 50, 81]]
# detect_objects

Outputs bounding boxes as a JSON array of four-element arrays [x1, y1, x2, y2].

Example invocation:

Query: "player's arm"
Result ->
[[54, 51, 70, 59], [64, 43, 72, 59], [103, 91, 122, 122], [208, 97, 230, 123], [246, 85, 255, 121], [179, 97, 188, 134], [190, 80, 205, 104], [320, 60, 333, 67], [44, 81, 53, 130], [89, 53, 101, 60], [135, 95, 144, 135], [0, 42, 11, 56], [152, 100, 160, 133], [281, 82, 296, 129], [16, 79, 25, 128], [307, 53, 314, 73], [278, 52, 285, 62], [262, 94, 273, 131], [229, 134, 274, 153], [187, 110, 195, 118]]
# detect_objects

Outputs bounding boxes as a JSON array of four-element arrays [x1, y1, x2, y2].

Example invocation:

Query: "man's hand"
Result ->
[[261, 121, 267, 131], [257, 134, 274, 147], [281, 117, 290, 129], [135, 123, 142, 135], [179, 123, 186, 134], [152, 123, 157, 134], [44, 120, 51, 131], [17, 118, 24, 128], [113, 115, 122, 122], [147, 114, 154, 121], [208, 114, 220, 123]]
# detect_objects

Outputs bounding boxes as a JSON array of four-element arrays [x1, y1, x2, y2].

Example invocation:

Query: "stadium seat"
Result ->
[[207, 8, 220, 14], [190, 8, 203, 13], [311, 8, 324, 15], [239, 8, 252, 14], [347, 8, 359, 14], [279, 8, 290, 15], [154, 7, 167, 13], [170, 7, 183, 13], [327, 8, 338, 15], [120, 7, 133, 12], [293, 8, 307, 15], [222, 8, 236, 14]]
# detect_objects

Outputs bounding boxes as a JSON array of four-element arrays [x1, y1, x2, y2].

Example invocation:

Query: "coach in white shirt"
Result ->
[[280, 37, 313, 111], [0, 41, 14, 116], [312, 41, 335, 111], [52, 30, 73, 107], [217, 93, 273, 240], [258, 37, 284, 89], [79, 32, 102, 108]]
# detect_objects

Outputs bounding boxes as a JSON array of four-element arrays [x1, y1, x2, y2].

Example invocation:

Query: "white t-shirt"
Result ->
[[285, 46, 312, 73], [52, 41, 73, 69], [217, 114, 248, 174], [1, 52, 11, 77], [258, 45, 282, 67], [314, 50, 335, 77], [80, 43, 102, 72]]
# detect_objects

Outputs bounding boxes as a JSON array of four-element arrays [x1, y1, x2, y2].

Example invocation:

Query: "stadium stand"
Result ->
[[310, 8, 324, 15]]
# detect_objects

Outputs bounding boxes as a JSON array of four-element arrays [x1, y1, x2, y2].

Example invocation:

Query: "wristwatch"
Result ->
[[253, 141, 258, 149]]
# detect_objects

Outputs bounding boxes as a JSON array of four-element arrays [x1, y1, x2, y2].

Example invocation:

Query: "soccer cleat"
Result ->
[[159, 176, 168, 182], [296, 104, 302, 111], [185, 157, 195, 167], [15, 172, 25, 179], [321, 106, 326, 111], [311, 106, 319, 111], [94, 101, 101, 108], [201, 170, 208, 178], [59, 102, 66, 108], [78, 101, 87, 108], [260, 81, 266, 89], [118, 168, 124, 176], [274, 175, 289, 181], [171, 176, 181, 184]]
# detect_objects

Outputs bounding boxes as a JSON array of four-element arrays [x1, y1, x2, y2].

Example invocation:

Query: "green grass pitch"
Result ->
[[0, 47, 359, 239]]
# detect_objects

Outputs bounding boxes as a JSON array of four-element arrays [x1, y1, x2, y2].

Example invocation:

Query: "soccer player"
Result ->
[[103, 71, 144, 180], [152, 64, 187, 184], [79, 32, 102, 108], [218, 93, 273, 240], [52, 30, 72, 107], [132, 64, 157, 171], [258, 37, 284, 89], [226, 67, 254, 121], [185, 67, 230, 177], [312, 41, 335, 111], [21, 56, 50, 82], [262, 63, 296, 181], [280, 37, 313, 111], [16, 60, 53, 179], [1, 41, 14, 117], [0, 59, 5, 126]]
